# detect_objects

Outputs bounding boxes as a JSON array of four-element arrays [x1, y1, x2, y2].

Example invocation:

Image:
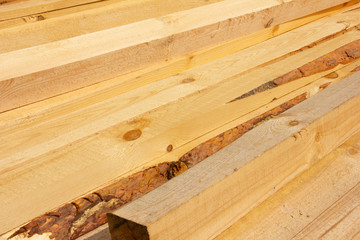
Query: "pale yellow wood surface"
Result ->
[[22, 61, 360, 240], [1, 17, 357, 178], [1, 11, 359, 233], [215, 130, 360, 240], [2, 2, 355, 134], [0, 0, 224, 52], [1, 22, 358, 175], [0, 0, 101, 21], [0, 0, 352, 112], [0, 1, 108, 29], [107, 71, 360, 240], [4, 44, 359, 240], [3, 63, 359, 239]]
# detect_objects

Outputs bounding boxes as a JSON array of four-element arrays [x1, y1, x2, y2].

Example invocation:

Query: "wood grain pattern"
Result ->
[[2, 2, 357, 135], [215, 130, 360, 240], [0, 0, 353, 112], [0, 0, 102, 21], [0, 0, 224, 53], [107, 71, 360, 240], [4, 56, 360, 240], [1, 13, 359, 234], [82, 130, 360, 240]]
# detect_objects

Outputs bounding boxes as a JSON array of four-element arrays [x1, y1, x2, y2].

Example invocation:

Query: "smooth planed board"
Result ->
[[215, 130, 360, 240], [107, 71, 360, 240]]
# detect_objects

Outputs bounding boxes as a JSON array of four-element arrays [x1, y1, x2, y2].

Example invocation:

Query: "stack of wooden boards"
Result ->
[[1, 0, 360, 239]]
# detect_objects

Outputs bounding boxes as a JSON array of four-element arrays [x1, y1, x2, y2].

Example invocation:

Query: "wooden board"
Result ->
[[0, 0, 352, 112], [215, 129, 360, 240], [2, 1, 356, 134], [78, 225, 111, 240], [0, 0, 101, 21], [0, 0, 224, 52], [1, 10, 360, 234], [107, 71, 360, 240]]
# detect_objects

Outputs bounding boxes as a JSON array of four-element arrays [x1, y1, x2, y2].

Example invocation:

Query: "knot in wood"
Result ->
[[324, 72, 339, 79], [167, 144, 173, 152], [123, 129, 142, 141], [348, 148, 358, 156], [289, 120, 299, 126], [182, 77, 195, 84]]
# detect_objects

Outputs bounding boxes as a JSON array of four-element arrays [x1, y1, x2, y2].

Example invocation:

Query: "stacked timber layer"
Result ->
[[1, 0, 360, 239]]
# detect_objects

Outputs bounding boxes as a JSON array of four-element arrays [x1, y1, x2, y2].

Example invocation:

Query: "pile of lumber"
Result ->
[[1, 0, 360, 239]]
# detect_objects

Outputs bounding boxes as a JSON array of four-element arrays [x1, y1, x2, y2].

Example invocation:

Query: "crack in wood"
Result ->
[[229, 39, 360, 103]]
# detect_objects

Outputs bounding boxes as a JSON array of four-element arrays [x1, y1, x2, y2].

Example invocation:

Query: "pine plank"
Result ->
[[0, 0, 353, 112], [1, 11, 359, 234], [2, 2, 357, 134], [0, 0, 224, 52], [0, 0, 101, 21], [215, 130, 360, 240]]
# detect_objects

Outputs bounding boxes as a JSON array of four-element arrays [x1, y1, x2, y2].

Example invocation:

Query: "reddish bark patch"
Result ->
[[274, 39, 360, 85], [231, 39, 360, 103]]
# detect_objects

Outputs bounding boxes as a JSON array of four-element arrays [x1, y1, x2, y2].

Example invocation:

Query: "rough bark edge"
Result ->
[[229, 38, 360, 102]]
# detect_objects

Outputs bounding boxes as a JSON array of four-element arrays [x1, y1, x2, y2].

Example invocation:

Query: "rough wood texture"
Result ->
[[0, 0, 352, 112], [0, 0, 224, 53], [2, 2, 354, 134], [215, 131, 360, 240], [1, 10, 360, 234], [230, 39, 360, 102], [107, 71, 360, 240], [0, 0, 101, 21], [4, 94, 307, 240]]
